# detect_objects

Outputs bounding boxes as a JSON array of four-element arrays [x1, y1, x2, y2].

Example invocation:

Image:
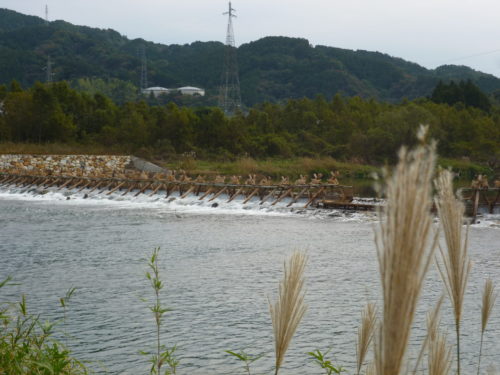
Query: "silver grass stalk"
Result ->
[[374, 126, 438, 375], [477, 279, 497, 375], [365, 362, 376, 375], [412, 295, 445, 375], [269, 251, 308, 375], [435, 169, 472, 375], [428, 331, 453, 375], [356, 303, 377, 375]]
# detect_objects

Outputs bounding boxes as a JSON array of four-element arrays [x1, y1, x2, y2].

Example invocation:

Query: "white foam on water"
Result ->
[[0, 185, 377, 222]]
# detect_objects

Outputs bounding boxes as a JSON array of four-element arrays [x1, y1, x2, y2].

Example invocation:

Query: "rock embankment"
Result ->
[[0, 154, 167, 178]]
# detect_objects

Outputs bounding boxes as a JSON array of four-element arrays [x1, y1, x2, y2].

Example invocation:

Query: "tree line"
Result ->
[[0, 80, 499, 168]]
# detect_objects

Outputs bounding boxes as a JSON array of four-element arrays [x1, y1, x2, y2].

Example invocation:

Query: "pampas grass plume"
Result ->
[[269, 251, 308, 375], [356, 302, 377, 375], [435, 169, 472, 375], [374, 126, 438, 375]]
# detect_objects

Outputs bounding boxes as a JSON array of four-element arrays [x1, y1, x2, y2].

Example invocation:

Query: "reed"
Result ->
[[477, 278, 497, 375], [435, 169, 472, 375], [374, 126, 438, 375], [356, 302, 377, 375], [269, 251, 308, 375]]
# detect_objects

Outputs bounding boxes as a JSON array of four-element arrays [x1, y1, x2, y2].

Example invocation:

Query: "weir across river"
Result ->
[[0, 172, 363, 209]]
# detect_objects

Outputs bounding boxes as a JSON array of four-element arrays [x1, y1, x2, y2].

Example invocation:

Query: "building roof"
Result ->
[[178, 86, 204, 91], [143, 86, 170, 91]]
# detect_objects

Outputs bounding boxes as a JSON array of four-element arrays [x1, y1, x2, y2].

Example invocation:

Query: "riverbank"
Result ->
[[0, 142, 492, 181]]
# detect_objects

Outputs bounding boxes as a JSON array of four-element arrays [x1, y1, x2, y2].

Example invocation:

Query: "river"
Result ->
[[1, 187, 499, 374]]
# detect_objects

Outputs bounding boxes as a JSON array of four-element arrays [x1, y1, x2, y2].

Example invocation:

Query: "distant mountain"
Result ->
[[1, 8, 500, 105]]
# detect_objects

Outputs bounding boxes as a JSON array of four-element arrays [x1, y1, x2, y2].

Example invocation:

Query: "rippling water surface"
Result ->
[[1, 187, 499, 374]]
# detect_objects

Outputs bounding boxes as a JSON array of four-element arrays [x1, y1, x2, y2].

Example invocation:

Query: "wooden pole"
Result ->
[[304, 187, 325, 208], [121, 183, 136, 196], [68, 179, 84, 190], [242, 188, 260, 204], [260, 188, 278, 205], [180, 185, 196, 199], [208, 187, 228, 202], [227, 187, 244, 202], [98, 181, 115, 194], [491, 190, 500, 214], [198, 187, 215, 200], [107, 181, 126, 195], [147, 183, 163, 197], [286, 187, 308, 207], [46, 178, 61, 188], [271, 188, 292, 206], [76, 180, 93, 192], [57, 178, 74, 190], [134, 182, 152, 197], [87, 180, 105, 194], [471, 189, 480, 224]]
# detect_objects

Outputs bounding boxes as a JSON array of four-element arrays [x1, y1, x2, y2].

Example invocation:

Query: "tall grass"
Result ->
[[477, 279, 497, 375], [374, 128, 438, 375], [269, 251, 308, 375], [435, 169, 472, 375]]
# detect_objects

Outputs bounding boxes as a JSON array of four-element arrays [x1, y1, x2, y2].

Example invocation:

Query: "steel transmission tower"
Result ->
[[219, 2, 241, 115], [45, 55, 54, 84], [139, 45, 148, 91], [44, 5, 53, 84]]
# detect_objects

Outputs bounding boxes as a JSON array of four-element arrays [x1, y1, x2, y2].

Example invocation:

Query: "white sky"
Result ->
[[2, 0, 500, 77]]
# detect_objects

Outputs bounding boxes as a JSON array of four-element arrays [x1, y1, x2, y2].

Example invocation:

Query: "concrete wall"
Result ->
[[0, 154, 167, 178]]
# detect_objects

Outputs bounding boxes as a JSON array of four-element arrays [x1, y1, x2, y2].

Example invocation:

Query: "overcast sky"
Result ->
[[2, 0, 500, 77]]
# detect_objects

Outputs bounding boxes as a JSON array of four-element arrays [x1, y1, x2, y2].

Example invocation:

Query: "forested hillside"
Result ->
[[1, 8, 500, 105]]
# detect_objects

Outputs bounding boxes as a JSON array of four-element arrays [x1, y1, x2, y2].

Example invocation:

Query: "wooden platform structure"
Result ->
[[459, 188, 500, 223], [0, 172, 361, 209]]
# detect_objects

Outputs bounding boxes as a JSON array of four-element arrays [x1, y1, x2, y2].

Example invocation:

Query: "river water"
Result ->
[[1, 186, 499, 374]]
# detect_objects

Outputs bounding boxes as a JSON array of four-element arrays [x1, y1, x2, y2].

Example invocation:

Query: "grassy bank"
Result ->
[[0, 142, 493, 181]]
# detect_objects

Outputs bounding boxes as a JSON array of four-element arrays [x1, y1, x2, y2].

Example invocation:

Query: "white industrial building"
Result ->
[[141, 87, 171, 97], [142, 86, 205, 98], [177, 86, 205, 96]]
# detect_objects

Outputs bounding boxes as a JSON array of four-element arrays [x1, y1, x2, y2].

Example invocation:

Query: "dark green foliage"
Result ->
[[431, 80, 491, 112], [1, 82, 499, 170], [2, 9, 500, 105], [0, 277, 88, 375]]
